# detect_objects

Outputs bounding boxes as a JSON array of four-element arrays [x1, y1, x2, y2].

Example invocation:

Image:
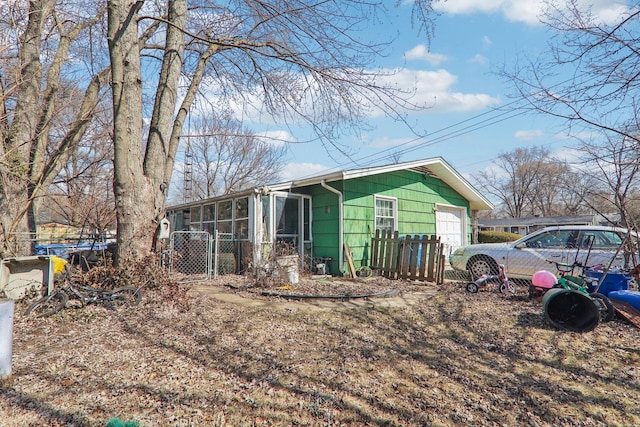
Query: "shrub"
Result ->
[[478, 230, 522, 243]]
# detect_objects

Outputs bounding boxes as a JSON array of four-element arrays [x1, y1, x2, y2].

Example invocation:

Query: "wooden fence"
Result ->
[[370, 230, 444, 284]]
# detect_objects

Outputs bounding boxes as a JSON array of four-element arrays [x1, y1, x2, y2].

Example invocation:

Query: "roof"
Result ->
[[479, 214, 621, 229], [167, 157, 494, 211], [479, 215, 598, 228], [268, 157, 493, 211]]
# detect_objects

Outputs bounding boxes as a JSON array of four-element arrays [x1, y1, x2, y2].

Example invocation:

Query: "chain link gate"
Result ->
[[213, 232, 236, 278], [168, 231, 212, 282]]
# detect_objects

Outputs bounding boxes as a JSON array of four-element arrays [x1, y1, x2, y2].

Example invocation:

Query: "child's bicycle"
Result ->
[[24, 258, 142, 317], [466, 264, 516, 294], [531, 260, 615, 322]]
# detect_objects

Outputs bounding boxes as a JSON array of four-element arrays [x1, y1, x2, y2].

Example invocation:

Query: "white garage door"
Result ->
[[436, 206, 466, 256]]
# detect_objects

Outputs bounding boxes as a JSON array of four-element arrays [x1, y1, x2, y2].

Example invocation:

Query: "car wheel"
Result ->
[[468, 256, 498, 279]]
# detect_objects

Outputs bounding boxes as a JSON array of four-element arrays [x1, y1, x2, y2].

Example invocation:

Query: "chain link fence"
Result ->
[[213, 232, 236, 278], [166, 230, 250, 282], [168, 231, 212, 283]]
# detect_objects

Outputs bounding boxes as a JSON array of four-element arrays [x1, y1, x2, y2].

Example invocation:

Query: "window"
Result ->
[[375, 196, 396, 232], [202, 204, 216, 234], [235, 197, 249, 239], [525, 230, 574, 249], [270, 194, 312, 257], [276, 197, 299, 235], [217, 200, 233, 233], [581, 230, 624, 249], [189, 206, 202, 231], [203, 204, 216, 222]]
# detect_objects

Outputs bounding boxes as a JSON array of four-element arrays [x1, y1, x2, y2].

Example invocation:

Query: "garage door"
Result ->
[[436, 206, 466, 256]]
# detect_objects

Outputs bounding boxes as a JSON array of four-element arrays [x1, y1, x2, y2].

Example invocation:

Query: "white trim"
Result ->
[[266, 157, 493, 211], [374, 195, 398, 232], [167, 158, 493, 213]]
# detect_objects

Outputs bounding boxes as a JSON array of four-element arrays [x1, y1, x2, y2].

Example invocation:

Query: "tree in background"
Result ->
[[0, 1, 109, 257], [45, 123, 116, 237], [178, 112, 286, 202], [573, 134, 640, 230], [474, 146, 557, 218], [474, 138, 640, 231], [499, 1, 640, 232]]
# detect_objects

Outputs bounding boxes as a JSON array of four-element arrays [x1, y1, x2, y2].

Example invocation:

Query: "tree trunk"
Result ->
[[107, 0, 156, 265], [108, 0, 189, 264]]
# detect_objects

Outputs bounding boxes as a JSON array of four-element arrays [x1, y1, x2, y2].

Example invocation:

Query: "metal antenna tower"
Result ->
[[183, 115, 194, 202]]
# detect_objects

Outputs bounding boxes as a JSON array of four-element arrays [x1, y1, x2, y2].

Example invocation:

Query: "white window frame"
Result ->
[[374, 195, 398, 232]]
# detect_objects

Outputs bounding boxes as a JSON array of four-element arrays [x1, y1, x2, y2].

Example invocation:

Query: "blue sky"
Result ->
[[262, 0, 634, 183]]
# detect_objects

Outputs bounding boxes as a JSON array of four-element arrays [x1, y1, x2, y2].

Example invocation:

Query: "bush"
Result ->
[[478, 230, 522, 243]]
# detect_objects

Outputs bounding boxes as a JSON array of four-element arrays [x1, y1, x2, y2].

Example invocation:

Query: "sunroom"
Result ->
[[166, 188, 312, 273]]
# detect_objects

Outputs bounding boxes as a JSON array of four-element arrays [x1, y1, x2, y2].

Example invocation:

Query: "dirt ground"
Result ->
[[2, 271, 640, 426]]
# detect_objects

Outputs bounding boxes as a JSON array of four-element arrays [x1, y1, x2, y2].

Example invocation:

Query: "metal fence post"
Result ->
[[213, 230, 219, 280]]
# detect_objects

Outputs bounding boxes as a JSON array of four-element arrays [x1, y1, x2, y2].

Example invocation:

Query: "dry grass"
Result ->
[[2, 271, 640, 426]]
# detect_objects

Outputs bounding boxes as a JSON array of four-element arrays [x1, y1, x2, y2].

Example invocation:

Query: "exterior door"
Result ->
[[436, 205, 466, 256]]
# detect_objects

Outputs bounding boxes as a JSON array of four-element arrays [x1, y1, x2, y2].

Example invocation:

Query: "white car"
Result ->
[[449, 225, 636, 279]]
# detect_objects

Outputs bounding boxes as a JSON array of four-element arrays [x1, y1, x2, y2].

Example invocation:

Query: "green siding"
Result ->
[[309, 183, 342, 274], [343, 170, 470, 268], [306, 170, 472, 273]]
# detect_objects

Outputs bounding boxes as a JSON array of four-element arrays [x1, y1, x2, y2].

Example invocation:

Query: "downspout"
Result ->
[[321, 180, 344, 275]]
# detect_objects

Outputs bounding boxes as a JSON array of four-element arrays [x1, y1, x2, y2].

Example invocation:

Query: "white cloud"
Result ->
[[551, 146, 583, 164], [256, 130, 296, 147], [514, 129, 543, 140], [433, 0, 634, 26], [280, 162, 330, 181], [469, 54, 488, 65], [405, 45, 449, 65], [196, 65, 500, 126], [432, 0, 544, 26], [375, 68, 501, 113], [482, 35, 492, 48]]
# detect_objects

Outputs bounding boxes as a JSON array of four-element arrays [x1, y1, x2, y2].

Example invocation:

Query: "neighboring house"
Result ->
[[165, 157, 493, 276], [479, 214, 620, 236]]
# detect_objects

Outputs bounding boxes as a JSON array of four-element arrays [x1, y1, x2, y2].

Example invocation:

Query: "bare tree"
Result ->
[[574, 134, 640, 230], [503, 2, 640, 152], [388, 151, 404, 164], [0, 1, 110, 256], [475, 146, 556, 218], [500, 0, 640, 244], [107, 0, 439, 263], [554, 168, 596, 216], [46, 124, 116, 237], [184, 113, 286, 201]]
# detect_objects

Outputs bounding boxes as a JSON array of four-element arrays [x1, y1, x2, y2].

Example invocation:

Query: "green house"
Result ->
[[166, 157, 493, 276]]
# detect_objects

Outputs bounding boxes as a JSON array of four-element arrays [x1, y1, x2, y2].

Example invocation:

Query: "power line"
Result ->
[[283, 70, 607, 181]]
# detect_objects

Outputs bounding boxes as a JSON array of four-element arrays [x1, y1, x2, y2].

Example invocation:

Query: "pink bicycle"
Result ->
[[466, 264, 516, 294]]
